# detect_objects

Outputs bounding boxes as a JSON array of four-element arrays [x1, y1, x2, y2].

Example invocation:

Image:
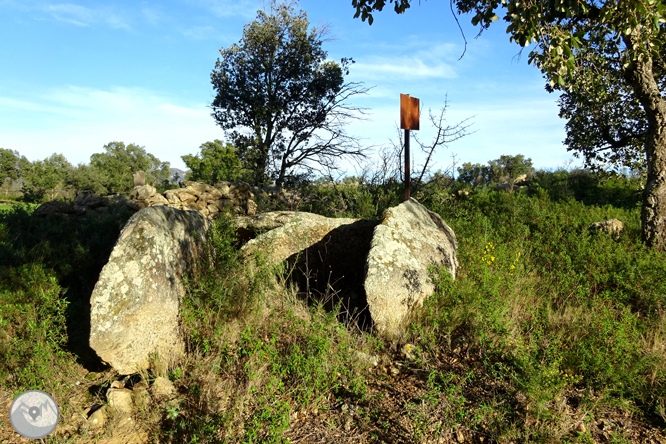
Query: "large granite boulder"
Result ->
[[89, 206, 210, 375], [241, 212, 362, 264], [364, 198, 458, 337]]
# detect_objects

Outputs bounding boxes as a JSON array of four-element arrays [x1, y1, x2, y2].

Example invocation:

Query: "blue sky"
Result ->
[[0, 0, 579, 175]]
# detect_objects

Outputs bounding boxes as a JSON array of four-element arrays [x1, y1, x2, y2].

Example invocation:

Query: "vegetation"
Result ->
[[210, 1, 370, 187], [0, 163, 664, 443], [181, 140, 246, 184], [90, 141, 171, 194], [0, 142, 173, 204], [457, 154, 535, 187], [351, 0, 666, 251]]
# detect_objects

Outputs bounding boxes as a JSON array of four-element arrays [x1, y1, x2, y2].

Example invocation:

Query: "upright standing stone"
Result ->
[[133, 171, 146, 188], [364, 198, 458, 337], [89, 206, 210, 374]]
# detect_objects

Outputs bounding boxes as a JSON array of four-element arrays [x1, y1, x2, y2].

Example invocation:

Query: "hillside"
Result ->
[[0, 169, 664, 443]]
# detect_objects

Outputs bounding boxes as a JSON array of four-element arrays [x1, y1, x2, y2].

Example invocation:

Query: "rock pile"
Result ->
[[32, 180, 303, 220], [89, 198, 458, 374], [239, 197, 458, 337]]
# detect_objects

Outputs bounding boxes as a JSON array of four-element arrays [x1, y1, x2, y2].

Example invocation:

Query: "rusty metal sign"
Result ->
[[400, 94, 420, 131]]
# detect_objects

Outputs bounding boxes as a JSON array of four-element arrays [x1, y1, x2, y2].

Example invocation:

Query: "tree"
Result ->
[[65, 163, 109, 195], [351, 0, 666, 251], [22, 153, 73, 200], [0, 148, 30, 182], [181, 140, 246, 184], [551, 39, 666, 175], [210, 1, 370, 187], [457, 154, 533, 186], [90, 142, 170, 193]]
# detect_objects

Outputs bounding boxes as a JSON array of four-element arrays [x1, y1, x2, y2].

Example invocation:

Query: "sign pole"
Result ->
[[404, 129, 410, 200], [400, 93, 419, 202]]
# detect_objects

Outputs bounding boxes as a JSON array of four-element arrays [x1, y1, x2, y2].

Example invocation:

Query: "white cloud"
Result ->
[[181, 25, 219, 40], [141, 5, 166, 26], [35, 3, 131, 29], [45, 4, 93, 26], [352, 56, 456, 80], [0, 86, 223, 169]]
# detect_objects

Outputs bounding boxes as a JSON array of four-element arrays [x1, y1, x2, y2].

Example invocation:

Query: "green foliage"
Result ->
[[526, 168, 643, 209], [0, 148, 30, 181], [181, 140, 245, 184], [0, 263, 74, 392], [90, 141, 170, 193], [21, 153, 74, 201], [457, 154, 534, 186], [65, 163, 109, 195], [551, 38, 661, 173], [409, 173, 665, 440], [211, 2, 366, 186]]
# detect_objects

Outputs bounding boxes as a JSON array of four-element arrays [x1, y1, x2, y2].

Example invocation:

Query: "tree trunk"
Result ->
[[623, 35, 666, 251]]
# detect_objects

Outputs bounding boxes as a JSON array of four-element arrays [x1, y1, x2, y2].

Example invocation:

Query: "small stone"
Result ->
[[456, 429, 465, 443], [152, 376, 176, 398], [88, 406, 107, 428], [107, 388, 133, 413], [577, 422, 586, 433]]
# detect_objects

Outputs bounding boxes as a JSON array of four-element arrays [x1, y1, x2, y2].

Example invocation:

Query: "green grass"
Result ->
[[0, 170, 664, 443]]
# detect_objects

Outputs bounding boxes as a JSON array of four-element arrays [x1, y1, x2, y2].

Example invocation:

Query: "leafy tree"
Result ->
[[351, 0, 666, 250], [551, 39, 666, 174], [489, 154, 534, 184], [210, 1, 369, 187], [457, 162, 488, 186], [0, 148, 30, 181], [90, 142, 170, 193], [22, 153, 73, 200], [181, 140, 245, 185], [65, 163, 109, 195], [457, 154, 533, 186]]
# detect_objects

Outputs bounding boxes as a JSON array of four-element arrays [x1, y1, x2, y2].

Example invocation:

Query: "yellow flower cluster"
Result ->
[[508, 251, 521, 276], [480, 243, 522, 277], [481, 243, 496, 266]]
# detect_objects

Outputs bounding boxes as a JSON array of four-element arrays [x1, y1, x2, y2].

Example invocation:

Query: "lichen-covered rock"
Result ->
[[131, 185, 157, 200], [589, 218, 624, 237], [364, 198, 458, 337], [89, 206, 210, 375], [145, 194, 168, 206], [164, 189, 181, 204], [241, 212, 360, 264]]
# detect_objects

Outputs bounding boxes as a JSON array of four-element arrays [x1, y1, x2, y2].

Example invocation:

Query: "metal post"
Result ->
[[404, 129, 410, 201]]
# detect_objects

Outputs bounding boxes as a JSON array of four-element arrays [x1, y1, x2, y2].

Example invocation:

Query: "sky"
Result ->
[[0, 0, 581, 176]]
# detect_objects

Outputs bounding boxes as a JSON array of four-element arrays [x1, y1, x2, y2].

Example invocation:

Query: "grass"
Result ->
[[0, 168, 664, 443]]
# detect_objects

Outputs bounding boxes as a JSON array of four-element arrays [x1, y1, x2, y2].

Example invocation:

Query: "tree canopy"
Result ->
[[211, 1, 369, 187], [182, 140, 245, 184], [551, 36, 666, 174], [457, 154, 534, 186], [90, 142, 170, 193], [0, 148, 30, 181]]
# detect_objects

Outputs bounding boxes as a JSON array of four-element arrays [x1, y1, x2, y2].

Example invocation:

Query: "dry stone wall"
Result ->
[[33, 181, 303, 220]]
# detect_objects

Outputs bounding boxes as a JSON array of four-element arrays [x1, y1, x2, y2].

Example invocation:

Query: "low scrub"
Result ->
[[0, 168, 663, 443]]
